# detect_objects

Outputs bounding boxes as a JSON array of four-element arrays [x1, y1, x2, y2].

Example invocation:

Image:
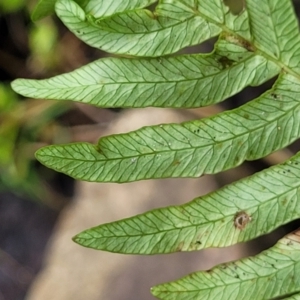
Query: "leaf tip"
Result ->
[[72, 234, 81, 244], [150, 285, 163, 299], [35, 147, 44, 161], [10, 79, 21, 92]]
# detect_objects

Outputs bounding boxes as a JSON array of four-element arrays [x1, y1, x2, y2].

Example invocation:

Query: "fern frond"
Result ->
[[151, 229, 300, 300], [11, 0, 300, 299], [73, 152, 300, 254]]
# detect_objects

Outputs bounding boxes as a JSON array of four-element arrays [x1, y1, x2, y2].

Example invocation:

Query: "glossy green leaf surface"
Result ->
[[73, 152, 300, 253], [151, 229, 300, 299]]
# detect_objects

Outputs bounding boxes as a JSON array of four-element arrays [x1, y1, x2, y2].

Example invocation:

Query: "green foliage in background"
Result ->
[[11, 0, 300, 298], [0, 5, 68, 201], [0, 83, 68, 201]]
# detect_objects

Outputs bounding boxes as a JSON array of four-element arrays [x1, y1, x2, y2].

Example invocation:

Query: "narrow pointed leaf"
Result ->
[[151, 229, 300, 300], [31, 0, 155, 21], [55, 0, 224, 56], [10, 38, 279, 108], [73, 151, 300, 254], [35, 73, 300, 182]]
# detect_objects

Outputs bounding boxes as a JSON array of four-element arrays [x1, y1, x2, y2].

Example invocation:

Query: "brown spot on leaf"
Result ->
[[218, 56, 235, 68], [224, 34, 255, 52], [234, 211, 252, 230], [172, 160, 181, 166]]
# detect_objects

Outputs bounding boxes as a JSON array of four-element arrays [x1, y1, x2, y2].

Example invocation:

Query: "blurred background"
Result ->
[[1, 1, 300, 299]]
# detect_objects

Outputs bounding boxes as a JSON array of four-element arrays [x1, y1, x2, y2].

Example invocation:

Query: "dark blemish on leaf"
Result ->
[[243, 113, 249, 119], [241, 40, 255, 52], [235, 275, 240, 279], [234, 211, 252, 230], [195, 240, 202, 245], [224, 34, 255, 51], [271, 93, 281, 100], [218, 56, 235, 68]]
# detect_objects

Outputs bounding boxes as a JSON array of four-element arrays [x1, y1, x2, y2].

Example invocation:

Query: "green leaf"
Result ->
[[11, 0, 299, 110], [31, 0, 86, 21], [31, 0, 57, 21], [12, 0, 300, 299], [84, 0, 158, 18], [54, 0, 224, 56], [10, 37, 279, 108], [34, 72, 300, 183], [73, 151, 300, 254], [151, 229, 300, 299], [246, 0, 300, 74]]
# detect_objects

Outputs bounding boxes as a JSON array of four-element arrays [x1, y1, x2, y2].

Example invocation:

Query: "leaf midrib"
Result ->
[[40, 95, 294, 163], [88, 8, 197, 34], [63, 0, 300, 81], [153, 260, 296, 294], [82, 178, 298, 239], [31, 53, 255, 89], [193, 5, 300, 81]]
